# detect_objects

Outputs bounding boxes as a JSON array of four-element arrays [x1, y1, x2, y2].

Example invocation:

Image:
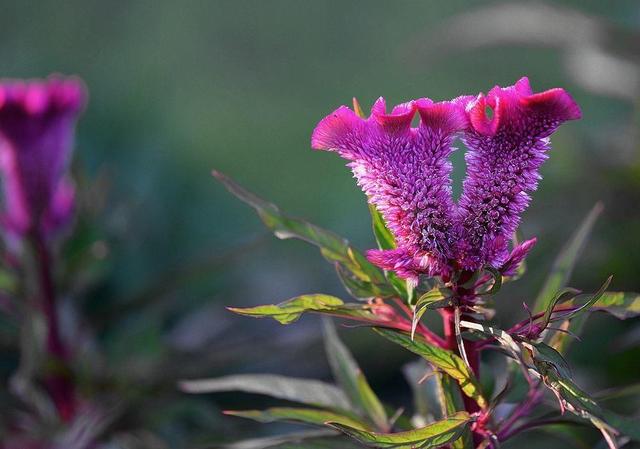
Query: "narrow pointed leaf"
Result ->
[[375, 328, 487, 409], [369, 204, 395, 251], [218, 430, 342, 449], [228, 294, 375, 325], [551, 276, 612, 323], [590, 292, 640, 319], [547, 277, 612, 351], [528, 341, 572, 379], [368, 203, 413, 302], [323, 319, 388, 431], [534, 202, 603, 312], [271, 437, 366, 449], [179, 374, 352, 411], [225, 407, 370, 431], [402, 360, 464, 423], [213, 170, 385, 284], [353, 97, 367, 118], [540, 288, 581, 333], [482, 267, 502, 296], [327, 411, 470, 448], [336, 263, 396, 300], [538, 363, 640, 442], [595, 383, 640, 402], [411, 288, 451, 339]]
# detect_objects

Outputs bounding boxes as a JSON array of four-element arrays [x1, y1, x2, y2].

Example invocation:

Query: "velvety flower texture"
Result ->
[[312, 78, 580, 283], [0, 76, 86, 238]]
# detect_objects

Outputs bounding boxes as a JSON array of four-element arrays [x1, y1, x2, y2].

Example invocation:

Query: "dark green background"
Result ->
[[1, 1, 638, 447]]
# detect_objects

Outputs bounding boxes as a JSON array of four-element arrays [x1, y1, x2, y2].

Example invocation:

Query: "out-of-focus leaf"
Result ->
[[534, 203, 603, 313], [178, 374, 353, 411], [218, 430, 340, 449], [550, 313, 588, 355], [228, 294, 374, 325], [327, 411, 471, 448], [402, 366, 472, 449], [538, 365, 640, 443], [590, 292, 640, 319], [596, 383, 640, 402], [271, 437, 366, 449], [225, 407, 370, 431], [0, 268, 17, 294], [213, 170, 386, 284], [323, 319, 388, 431], [375, 329, 487, 409], [402, 360, 464, 424]]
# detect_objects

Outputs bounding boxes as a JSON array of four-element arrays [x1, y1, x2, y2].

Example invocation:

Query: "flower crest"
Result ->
[[312, 77, 580, 283]]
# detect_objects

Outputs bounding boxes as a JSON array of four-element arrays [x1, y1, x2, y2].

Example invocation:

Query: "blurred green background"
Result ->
[[1, 0, 638, 447]]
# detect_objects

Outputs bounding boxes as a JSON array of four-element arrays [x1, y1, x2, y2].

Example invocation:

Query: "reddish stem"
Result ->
[[32, 233, 76, 421], [497, 384, 544, 441], [441, 305, 483, 447], [391, 297, 447, 348]]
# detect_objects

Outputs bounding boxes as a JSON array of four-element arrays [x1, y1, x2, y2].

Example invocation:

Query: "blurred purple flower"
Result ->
[[312, 77, 580, 281], [0, 76, 86, 239]]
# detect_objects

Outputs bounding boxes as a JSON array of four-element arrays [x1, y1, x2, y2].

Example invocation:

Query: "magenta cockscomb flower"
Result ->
[[0, 76, 86, 239], [457, 77, 581, 270], [312, 96, 468, 282], [312, 77, 580, 281]]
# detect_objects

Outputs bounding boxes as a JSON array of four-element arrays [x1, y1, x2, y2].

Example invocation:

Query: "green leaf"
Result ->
[[323, 319, 389, 431], [541, 370, 640, 443], [595, 383, 640, 402], [481, 267, 502, 296], [369, 204, 395, 251], [534, 202, 603, 313], [178, 374, 352, 411], [414, 288, 450, 310], [551, 276, 612, 323], [228, 294, 374, 325], [271, 437, 366, 449], [504, 231, 528, 282], [375, 328, 487, 409], [368, 203, 413, 302], [402, 360, 464, 423], [336, 264, 396, 300], [527, 341, 572, 379], [590, 292, 640, 319], [218, 430, 344, 449], [539, 288, 581, 333], [213, 170, 385, 284], [225, 407, 370, 431], [411, 287, 451, 339], [547, 277, 612, 351], [327, 411, 471, 448]]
